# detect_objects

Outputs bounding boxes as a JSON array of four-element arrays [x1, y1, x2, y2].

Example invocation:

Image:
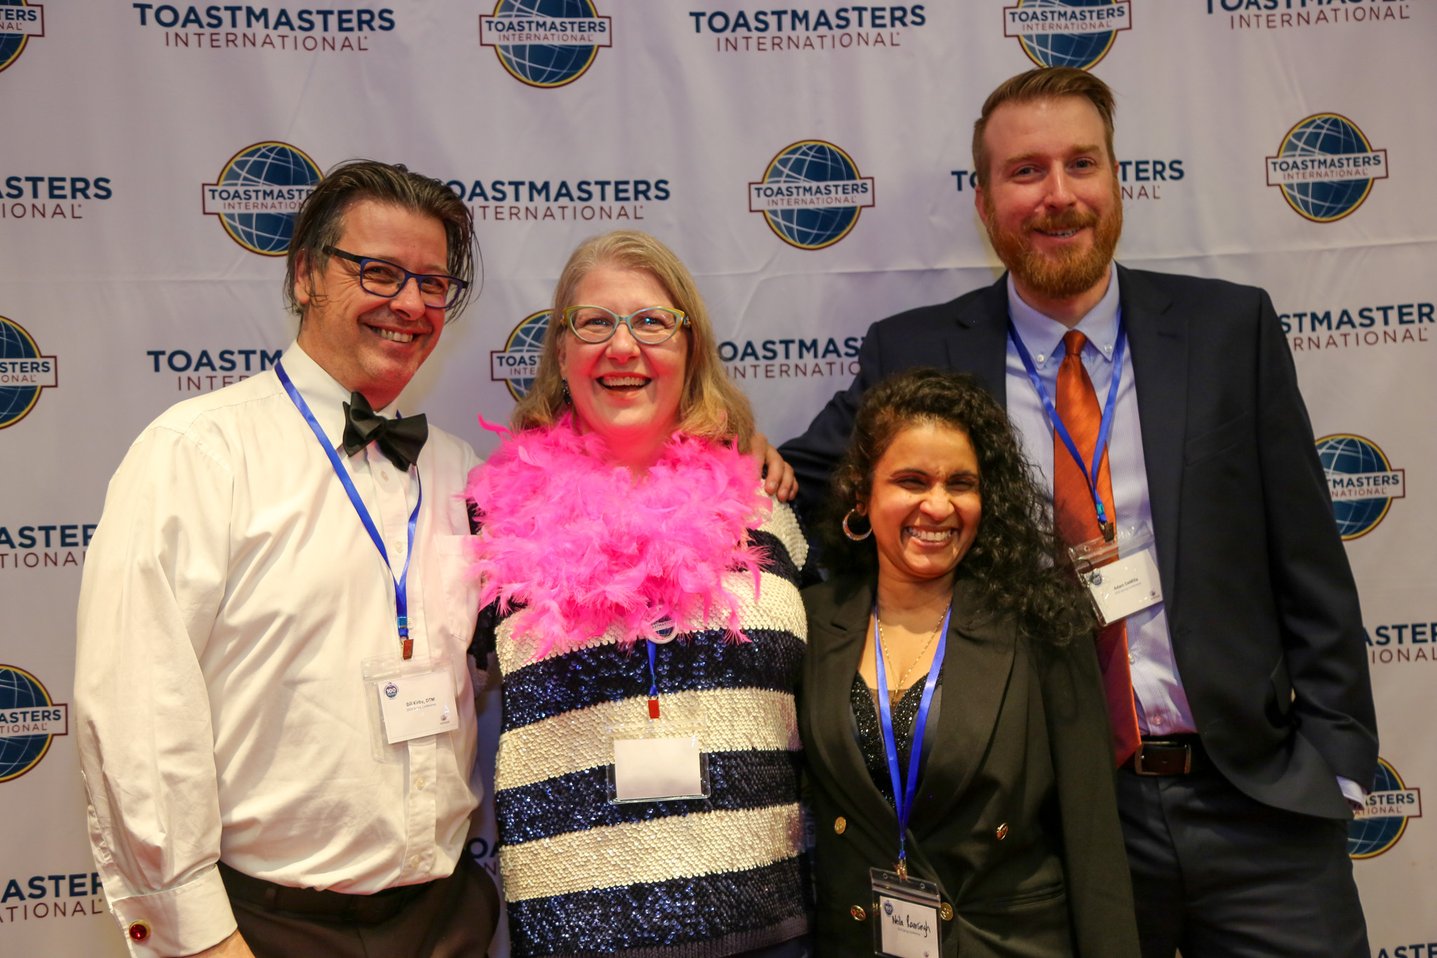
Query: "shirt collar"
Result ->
[[281, 340, 401, 450], [1005, 262, 1121, 368]]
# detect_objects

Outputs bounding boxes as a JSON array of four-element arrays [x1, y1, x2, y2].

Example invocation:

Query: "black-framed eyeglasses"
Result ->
[[562, 305, 690, 345], [322, 246, 468, 309]]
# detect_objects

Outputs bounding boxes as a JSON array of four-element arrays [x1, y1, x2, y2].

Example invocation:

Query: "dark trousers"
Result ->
[[1117, 766, 1368, 958], [223, 856, 499, 958]]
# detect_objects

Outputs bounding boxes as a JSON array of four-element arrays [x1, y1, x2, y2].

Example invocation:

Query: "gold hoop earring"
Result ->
[[842, 508, 871, 542]]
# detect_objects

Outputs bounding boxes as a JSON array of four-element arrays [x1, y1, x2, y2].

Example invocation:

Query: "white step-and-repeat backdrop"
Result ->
[[2, 2, 1431, 955]]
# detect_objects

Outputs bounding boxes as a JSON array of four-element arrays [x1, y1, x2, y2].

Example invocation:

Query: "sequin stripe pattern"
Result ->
[[499, 625, 804, 733], [495, 683, 801, 793], [492, 509, 810, 956], [498, 740, 803, 842], [506, 859, 810, 958]]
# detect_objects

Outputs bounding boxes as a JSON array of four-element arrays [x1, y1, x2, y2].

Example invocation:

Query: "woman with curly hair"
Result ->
[[799, 368, 1138, 957]]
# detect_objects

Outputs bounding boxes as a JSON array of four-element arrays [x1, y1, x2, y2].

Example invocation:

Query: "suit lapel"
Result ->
[[806, 578, 899, 830], [946, 275, 1012, 405], [1118, 265, 1187, 603], [906, 577, 1017, 835]]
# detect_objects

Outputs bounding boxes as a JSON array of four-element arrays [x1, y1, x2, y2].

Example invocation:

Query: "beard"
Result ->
[[984, 185, 1123, 301]]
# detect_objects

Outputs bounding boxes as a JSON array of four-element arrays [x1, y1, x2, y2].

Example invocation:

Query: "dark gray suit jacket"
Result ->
[[782, 266, 1378, 818]]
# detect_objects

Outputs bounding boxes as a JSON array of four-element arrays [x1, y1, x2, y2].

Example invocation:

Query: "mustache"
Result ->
[[1028, 209, 1098, 232]]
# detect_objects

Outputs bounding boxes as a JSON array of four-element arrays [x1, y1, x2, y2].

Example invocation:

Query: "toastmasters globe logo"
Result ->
[[1266, 114, 1387, 223], [491, 311, 552, 401], [1349, 757, 1422, 860], [1316, 434, 1404, 541], [1002, 0, 1131, 69], [0, 0, 44, 75], [688, 4, 927, 53], [202, 142, 321, 256], [132, 2, 396, 52], [0, 665, 68, 784], [479, 0, 611, 89], [749, 141, 875, 250], [0, 316, 57, 430]]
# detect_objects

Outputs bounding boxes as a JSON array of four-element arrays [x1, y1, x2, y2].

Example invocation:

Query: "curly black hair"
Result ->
[[819, 368, 1095, 646]]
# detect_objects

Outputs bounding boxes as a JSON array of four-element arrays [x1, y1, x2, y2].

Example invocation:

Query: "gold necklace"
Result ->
[[875, 603, 950, 708]]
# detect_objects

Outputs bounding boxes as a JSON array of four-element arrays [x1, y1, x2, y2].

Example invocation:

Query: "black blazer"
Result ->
[[782, 267, 1379, 818], [800, 574, 1140, 957]]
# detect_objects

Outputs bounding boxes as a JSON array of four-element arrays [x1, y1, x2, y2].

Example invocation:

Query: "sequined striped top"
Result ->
[[490, 501, 812, 957]]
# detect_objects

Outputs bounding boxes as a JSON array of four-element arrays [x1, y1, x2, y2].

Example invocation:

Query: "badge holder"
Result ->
[[1067, 521, 1163, 627], [604, 718, 710, 804], [361, 653, 459, 763], [870, 867, 943, 958]]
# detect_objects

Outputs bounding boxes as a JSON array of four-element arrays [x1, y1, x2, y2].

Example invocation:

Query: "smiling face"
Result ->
[[294, 199, 448, 408], [560, 264, 690, 468], [862, 421, 983, 590], [975, 95, 1123, 322]]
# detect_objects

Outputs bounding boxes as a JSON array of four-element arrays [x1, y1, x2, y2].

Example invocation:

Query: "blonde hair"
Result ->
[[512, 230, 756, 451]]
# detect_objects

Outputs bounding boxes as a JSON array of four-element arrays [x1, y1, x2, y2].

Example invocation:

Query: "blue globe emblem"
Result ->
[[1348, 759, 1411, 859], [0, 666, 62, 783], [0, 0, 36, 74], [0, 317, 46, 430], [1316, 434, 1395, 541], [500, 312, 553, 401], [1013, 0, 1123, 70], [489, 0, 604, 89], [760, 141, 869, 250], [1276, 115, 1378, 223], [215, 143, 322, 256]]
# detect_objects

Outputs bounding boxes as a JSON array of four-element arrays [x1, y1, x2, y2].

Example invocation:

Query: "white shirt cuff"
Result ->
[[108, 864, 236, 958]]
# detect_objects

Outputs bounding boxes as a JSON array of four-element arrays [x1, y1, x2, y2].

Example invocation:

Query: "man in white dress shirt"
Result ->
[[75, 160, 497, 958]]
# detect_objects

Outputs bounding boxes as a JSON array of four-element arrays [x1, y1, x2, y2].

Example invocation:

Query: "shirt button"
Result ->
[[407, 855, 421, 869], [414, 777, 427, 790], [377, 469, 389, 484], [1152, 715, 1165, 727], [833, 816, 847, 835]]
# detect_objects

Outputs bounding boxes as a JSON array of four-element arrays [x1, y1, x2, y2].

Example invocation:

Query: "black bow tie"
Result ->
[[342, 391, 428, 472]]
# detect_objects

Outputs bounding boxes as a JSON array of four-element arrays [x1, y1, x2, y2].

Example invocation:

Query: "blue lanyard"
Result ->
[[1007, 318, 1127, 540], [874, 603, 952, 878], [275, 359, 423, 659]]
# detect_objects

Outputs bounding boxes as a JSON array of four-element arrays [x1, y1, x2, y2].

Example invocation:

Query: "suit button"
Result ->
[[940, 903, 954, 922], [833, 816, 847, 835], [850, 905, 867, 921], [995, 822, 1009, 840]]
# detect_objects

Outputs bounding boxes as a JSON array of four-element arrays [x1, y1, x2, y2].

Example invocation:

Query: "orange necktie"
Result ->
[[1053, 330, 1141, 766]]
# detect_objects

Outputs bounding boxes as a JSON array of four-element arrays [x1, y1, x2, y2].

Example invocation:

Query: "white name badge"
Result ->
[[1068, 521, 1163, 627], [1085, 547, 1162, 624], [376, 668, 459, 744], [870, 868, 942, 958], [608, 731, 708, 803]]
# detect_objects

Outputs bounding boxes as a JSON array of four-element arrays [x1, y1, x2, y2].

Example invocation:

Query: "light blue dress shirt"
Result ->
[[1003, 265, 1196, 737]]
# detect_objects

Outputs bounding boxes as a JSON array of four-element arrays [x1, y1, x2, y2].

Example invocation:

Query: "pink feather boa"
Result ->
[[464, 416, 772, 658]]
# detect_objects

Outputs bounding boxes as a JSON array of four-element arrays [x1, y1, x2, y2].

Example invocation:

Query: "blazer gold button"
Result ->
[[995, 822, 1009, 840], [833, 816, 847, 835], [850, 904, 867, 921], [940, 903, 954, 922]]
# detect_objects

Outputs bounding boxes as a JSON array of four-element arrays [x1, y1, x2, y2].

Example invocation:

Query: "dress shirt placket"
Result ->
[[363, 446, 441, 881]]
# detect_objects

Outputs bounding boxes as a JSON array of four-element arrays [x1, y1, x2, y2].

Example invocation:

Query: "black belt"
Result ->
[[218, 861, 436, 925], [1121, 735, 1209, 776]]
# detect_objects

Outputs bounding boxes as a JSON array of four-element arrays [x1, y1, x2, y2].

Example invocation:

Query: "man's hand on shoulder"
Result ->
[[752, 433, 797, 502]]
